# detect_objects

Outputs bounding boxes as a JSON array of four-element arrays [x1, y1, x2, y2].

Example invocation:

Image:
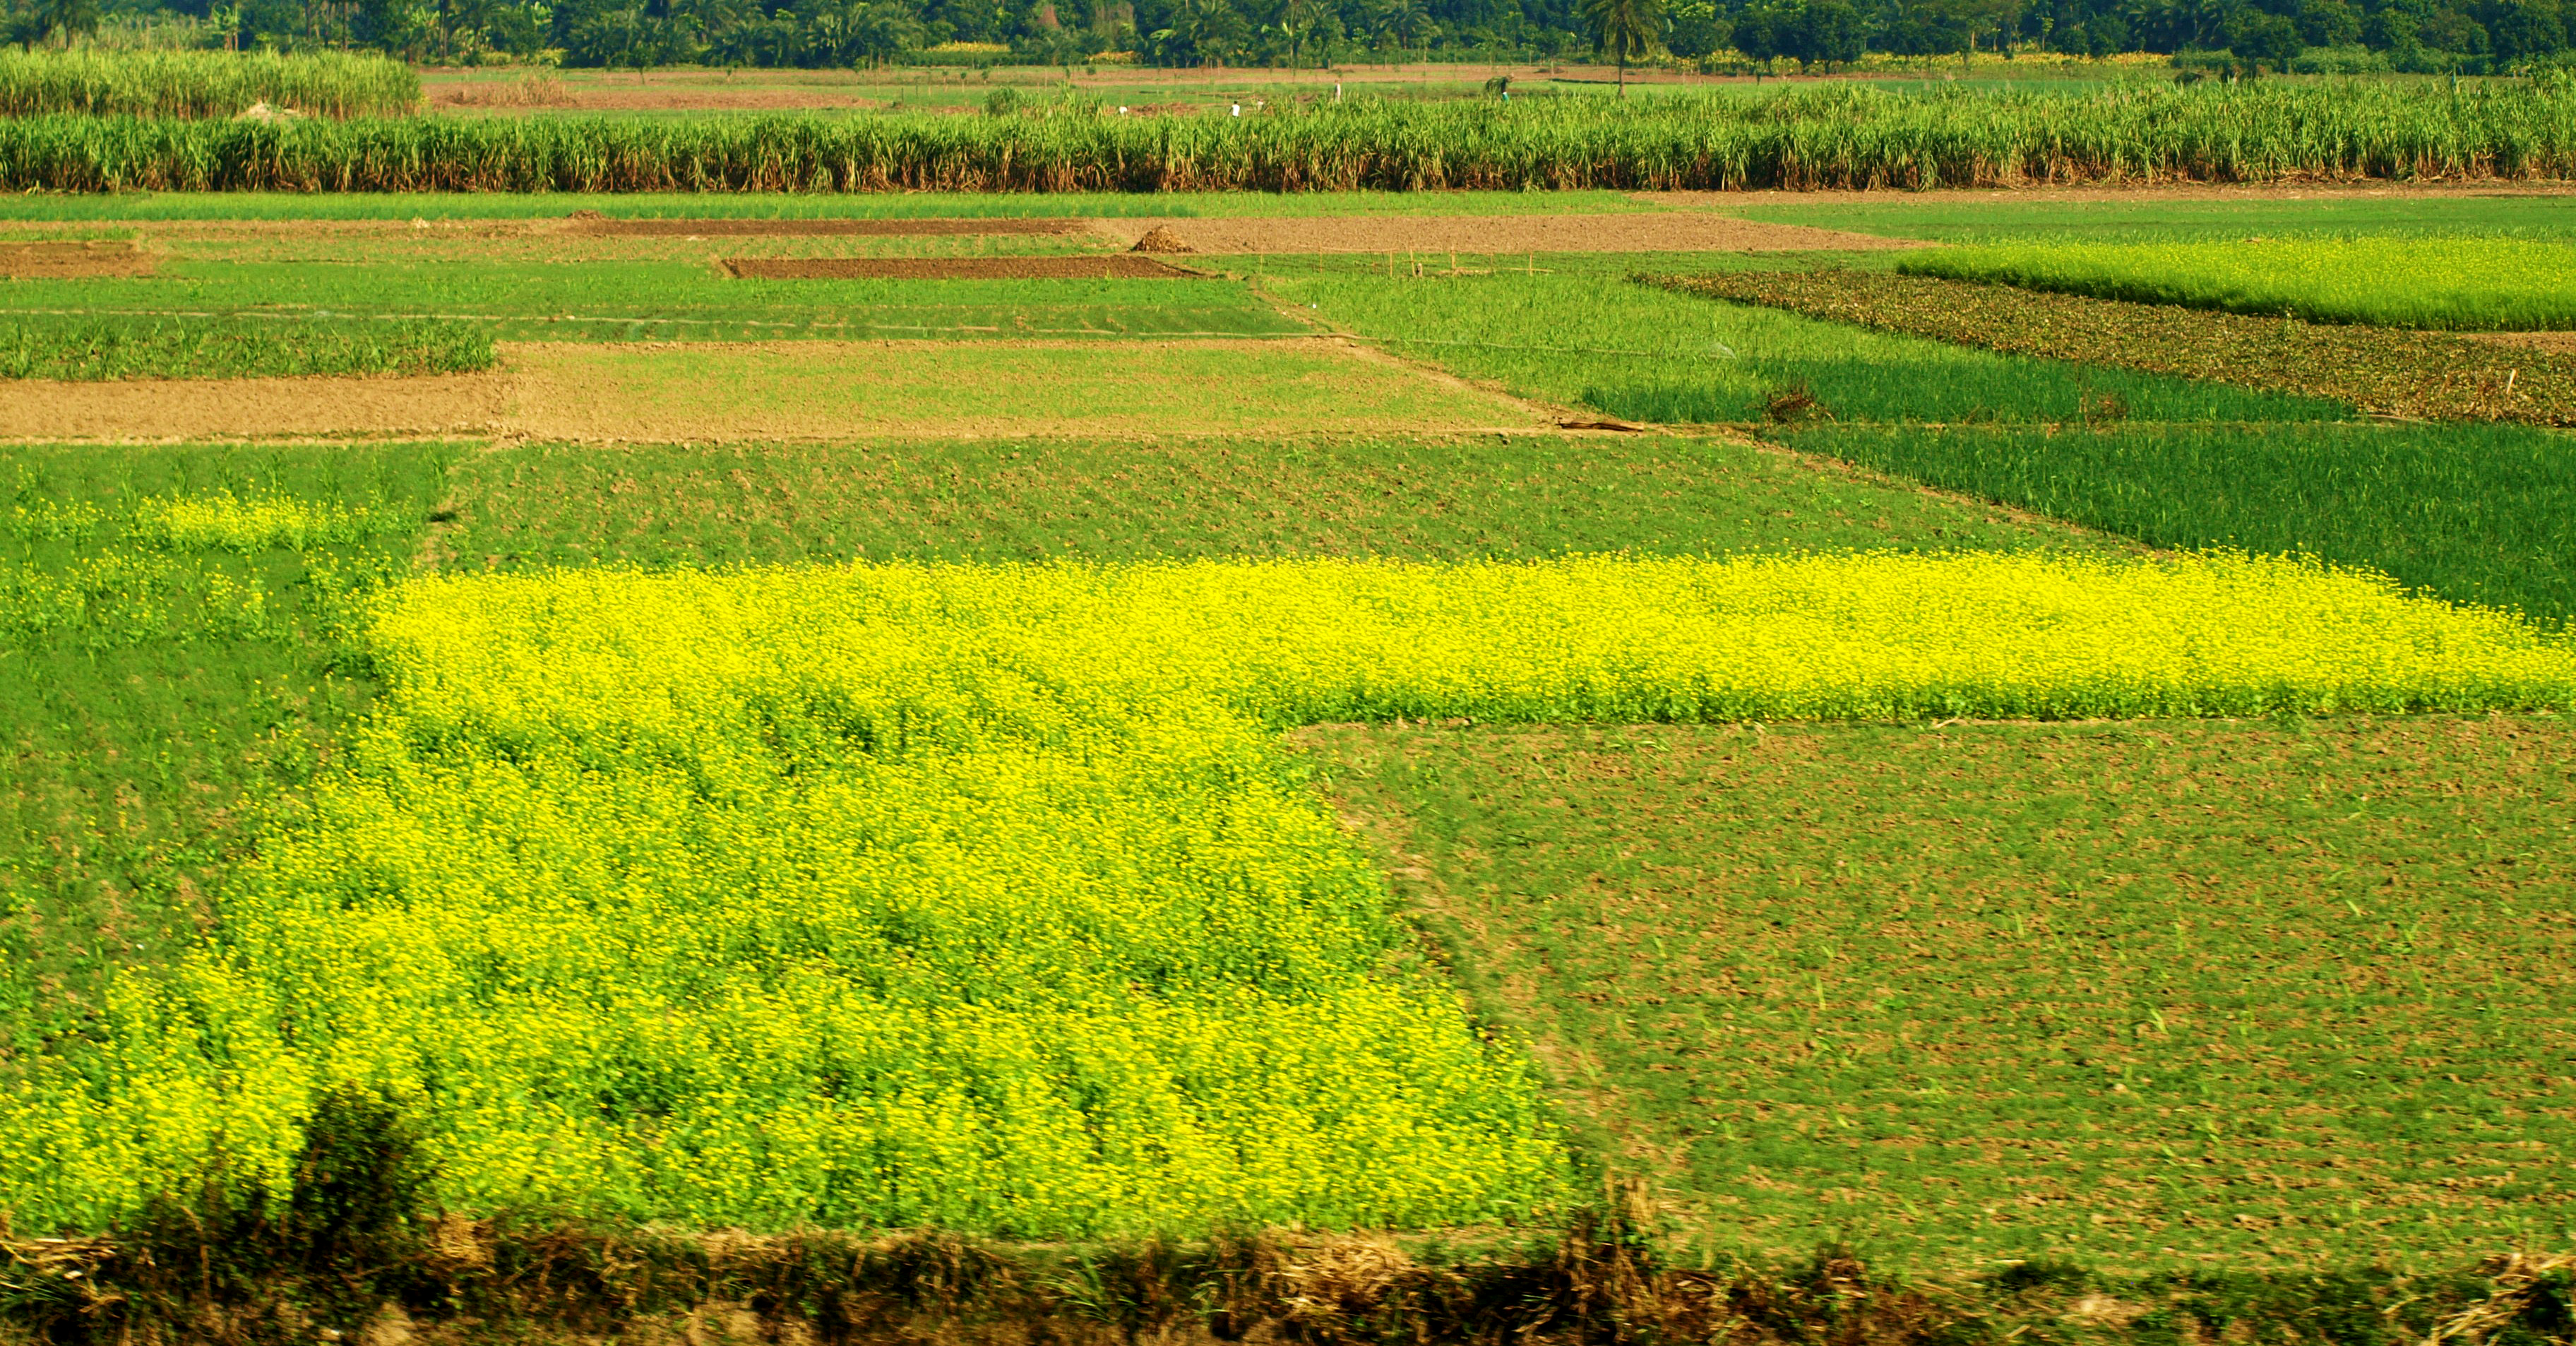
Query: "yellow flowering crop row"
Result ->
[[4, 552, 2568, 1236]]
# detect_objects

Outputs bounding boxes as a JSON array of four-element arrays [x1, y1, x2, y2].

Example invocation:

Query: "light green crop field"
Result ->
[[1720, 192, 2576, 245], [1261, 254, 2351, 424], [0, 256, 1304, 344], [1317, 717, 2576, 1272], [1902, 238, 2576, 330]]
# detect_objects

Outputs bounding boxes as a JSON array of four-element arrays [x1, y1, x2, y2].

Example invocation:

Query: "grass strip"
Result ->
[[1318, 717, 2576, 1270], [1774, 422, 2576, 630], [1901, 239, 2576, 331], [0, 314, 491, 380], [440, 436, 2102, 570], [1655, 268, 2575, 426], [6, 553, 2570, 1235]]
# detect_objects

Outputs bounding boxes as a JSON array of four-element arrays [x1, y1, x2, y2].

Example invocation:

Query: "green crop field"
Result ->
[[1903, 239, 2576, 330], [1316, 717, 2576, 1270], [6, 176, 2576, 1345]]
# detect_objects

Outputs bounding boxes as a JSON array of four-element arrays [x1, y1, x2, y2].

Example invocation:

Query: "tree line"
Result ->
[[11, 0, 2568, 75]]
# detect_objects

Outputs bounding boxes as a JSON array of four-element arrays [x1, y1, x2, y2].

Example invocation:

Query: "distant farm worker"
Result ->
[[1232, 102, 1241, 115]]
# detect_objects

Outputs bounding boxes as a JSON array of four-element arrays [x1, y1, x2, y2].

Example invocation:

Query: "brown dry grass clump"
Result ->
[[0, 239, 155, 278], [1131, 225, 1196, 254], [1657, 268, 2576, 426]]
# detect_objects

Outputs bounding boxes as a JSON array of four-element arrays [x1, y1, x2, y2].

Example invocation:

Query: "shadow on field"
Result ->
[[6, 1088, 2572, 1346]]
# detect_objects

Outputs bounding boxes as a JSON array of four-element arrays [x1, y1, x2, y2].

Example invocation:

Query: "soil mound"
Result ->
[[0, 240, 157, 279], [723, 256, 1200, 280], [1131, 225, 1195, 254], [571, 215, 1090, 238]]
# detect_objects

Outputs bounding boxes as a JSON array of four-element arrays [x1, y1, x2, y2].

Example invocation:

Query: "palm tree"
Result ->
[[1578, 0, 1662, 93]]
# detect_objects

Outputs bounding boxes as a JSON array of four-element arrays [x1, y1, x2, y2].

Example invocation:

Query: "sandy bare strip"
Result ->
[[1087, 214, 1927, 255], [565, 216, 1095, 237], [0, 372, 509, 441], [2465, 330, 2576, 355], [0, 241, 157, 279], [722, 256, 1199, 280]]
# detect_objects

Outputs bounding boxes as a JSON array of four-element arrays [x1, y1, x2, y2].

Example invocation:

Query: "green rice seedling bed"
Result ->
[[1659, 268, 2573, 424], [1722, 192, 2576, 245], [1903, 238, 2576, 330], [1263, 255, 2346, 426], [8, 551, 2570, 1234], [1777, 422, 2576, 630], [438, 436, 2104, 571], [0, 262, 1304, 344], [1318, 716, 2576, 1271], [0, 442, 453, 1071], [0, 312, 490, 379]]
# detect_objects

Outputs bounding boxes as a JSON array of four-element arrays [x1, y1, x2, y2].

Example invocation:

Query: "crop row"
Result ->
[[4, 553, 2570, 1236], [1, 81, 2571, 192], [0, 49, 418, 121]]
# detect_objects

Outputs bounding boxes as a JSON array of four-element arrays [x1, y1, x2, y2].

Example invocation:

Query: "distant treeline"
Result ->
[[6, 0, 2575, 75], [0, 49, 417, 118], [1, 80, 2568, 191]]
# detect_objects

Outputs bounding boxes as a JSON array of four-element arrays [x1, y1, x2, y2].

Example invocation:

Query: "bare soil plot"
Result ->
[[1663, 268, 2576, 424], [2469, 330, 2576, 356], [722, 256, 1198, 280], [0, 371, 508, 439], [564, 215, 1092, 238], [1087, 215, 1924, 255], [500, 337, 1552, 441], [0, 241, 157, 279]]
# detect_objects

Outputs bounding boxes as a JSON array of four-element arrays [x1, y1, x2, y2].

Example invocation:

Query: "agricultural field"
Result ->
[[1902, 238, 2576, 330], [5, 84, 2576, 1341]]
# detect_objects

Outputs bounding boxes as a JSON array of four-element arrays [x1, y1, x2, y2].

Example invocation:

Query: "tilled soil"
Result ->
[[567, 215, 1092, 237], [2467, 330, 2576, 355], [1662, 268, 2576, 425], [0, 241, 158, 279], [1086, 214, 1927, 255], [0, 371, 509, 439], [722, 256, 1203, 279]]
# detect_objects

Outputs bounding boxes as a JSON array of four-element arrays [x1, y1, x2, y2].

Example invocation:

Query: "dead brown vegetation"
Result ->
[[0, 240, 157, 279]]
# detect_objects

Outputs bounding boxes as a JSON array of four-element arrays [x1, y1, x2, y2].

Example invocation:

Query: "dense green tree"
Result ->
[[1578, 0, 1660, 88]]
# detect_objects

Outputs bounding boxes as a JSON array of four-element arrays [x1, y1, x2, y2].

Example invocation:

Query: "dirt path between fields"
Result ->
[[1088, 214, 1926, 254]]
